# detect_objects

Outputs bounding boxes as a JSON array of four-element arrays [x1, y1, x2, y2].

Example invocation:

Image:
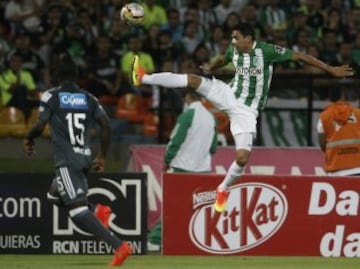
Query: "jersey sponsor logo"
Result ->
[[236, 66, 263, 76], [59, 93, 88, 109]]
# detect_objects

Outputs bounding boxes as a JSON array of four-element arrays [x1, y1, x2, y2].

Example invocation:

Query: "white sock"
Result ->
[[218, 161, 244, 191], [142, 72, 188, 88]]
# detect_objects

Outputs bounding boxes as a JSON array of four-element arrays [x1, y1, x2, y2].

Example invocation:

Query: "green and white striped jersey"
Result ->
[[225, 41, 293, 111]]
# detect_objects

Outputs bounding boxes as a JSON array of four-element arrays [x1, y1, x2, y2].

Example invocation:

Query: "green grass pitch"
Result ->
[[0, 255, 359, 269]]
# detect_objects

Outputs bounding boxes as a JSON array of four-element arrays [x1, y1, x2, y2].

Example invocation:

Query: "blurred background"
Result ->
[[0, 0, 360, 172]]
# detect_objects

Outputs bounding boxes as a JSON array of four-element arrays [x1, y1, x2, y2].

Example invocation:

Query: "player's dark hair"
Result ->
[[56, 54, 78, 81], [233, 22, 255, 40]]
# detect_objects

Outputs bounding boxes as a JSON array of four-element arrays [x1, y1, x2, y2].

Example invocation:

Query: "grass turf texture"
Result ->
[[0, 255, 359, 269]]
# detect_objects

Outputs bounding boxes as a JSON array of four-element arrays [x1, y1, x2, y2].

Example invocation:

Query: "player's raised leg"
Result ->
[[131, 55, 202, 89]]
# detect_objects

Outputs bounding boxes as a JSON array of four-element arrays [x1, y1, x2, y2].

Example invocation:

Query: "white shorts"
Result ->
[[197, 77, 258, 136]]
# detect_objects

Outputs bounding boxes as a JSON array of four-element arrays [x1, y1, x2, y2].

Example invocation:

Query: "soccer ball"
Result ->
[[120, 3, 145, 26]]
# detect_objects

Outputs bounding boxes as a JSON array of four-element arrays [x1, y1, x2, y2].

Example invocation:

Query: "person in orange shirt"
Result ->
[[317, 87, 360, 176]]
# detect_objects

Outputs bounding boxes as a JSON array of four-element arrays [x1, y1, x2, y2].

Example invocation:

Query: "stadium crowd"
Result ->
[[1, 0, 360, 140]]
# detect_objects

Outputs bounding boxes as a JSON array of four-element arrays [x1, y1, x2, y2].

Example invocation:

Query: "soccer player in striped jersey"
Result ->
[[131, 22, 354, 213]]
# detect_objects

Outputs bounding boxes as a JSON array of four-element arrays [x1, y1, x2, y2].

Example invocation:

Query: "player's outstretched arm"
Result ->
[[292, 52, 354, 77]]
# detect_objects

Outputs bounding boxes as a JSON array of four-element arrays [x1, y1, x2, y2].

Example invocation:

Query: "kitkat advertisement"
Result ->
[[162, 174, 360, 257]]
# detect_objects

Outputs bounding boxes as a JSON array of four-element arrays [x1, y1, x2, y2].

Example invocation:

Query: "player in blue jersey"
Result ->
[[23, 55, 132, 266], [131, 22, 354, 213]]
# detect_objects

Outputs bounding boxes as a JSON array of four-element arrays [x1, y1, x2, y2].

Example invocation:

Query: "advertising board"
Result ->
[[163, 173, 359, 257], [0, 173, 147, 254], [128, 145, 325, 229]]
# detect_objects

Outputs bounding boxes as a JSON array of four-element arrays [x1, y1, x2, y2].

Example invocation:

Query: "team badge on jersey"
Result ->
[[41, 91, 53, 103], [59, 92, 88, 109], [274, 45, 286, 55]]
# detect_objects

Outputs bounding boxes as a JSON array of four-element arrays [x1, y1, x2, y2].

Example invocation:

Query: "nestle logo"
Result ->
[[189, 183, 288, 254], [59, 92, 88, 109], [193, 191, 217, 209]]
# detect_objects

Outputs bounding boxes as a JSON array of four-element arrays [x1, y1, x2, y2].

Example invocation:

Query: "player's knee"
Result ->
[[187, 74, 202, 89], [235, 150, 250, 166]]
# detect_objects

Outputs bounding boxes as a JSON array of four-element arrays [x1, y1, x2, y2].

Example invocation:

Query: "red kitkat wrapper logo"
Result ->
[[189, 183, 288, 254]]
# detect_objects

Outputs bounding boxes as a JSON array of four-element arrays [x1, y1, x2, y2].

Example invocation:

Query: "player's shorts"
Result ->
[[54, 166, 89, 206], [196, 77, 258, 135]]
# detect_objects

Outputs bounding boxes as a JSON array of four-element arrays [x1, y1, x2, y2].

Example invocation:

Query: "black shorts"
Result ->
[[54, 166, 89, 206]]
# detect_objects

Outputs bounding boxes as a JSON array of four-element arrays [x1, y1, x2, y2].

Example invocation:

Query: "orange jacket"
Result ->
[[320, 101, 360, 172]]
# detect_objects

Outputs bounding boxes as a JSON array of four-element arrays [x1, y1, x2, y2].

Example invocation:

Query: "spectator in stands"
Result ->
[[260, 0, 288, 36], [131, 22, 354, 214], [161, 8, 184, 44], [77, 7, 98, 49], [192, 43, 211, 67], [38, 3, 67, 68], [0, 19, 12, 72], [58, 0, 77, 23], [0, 53, 39, 119], [183, 6, 206, 41], [320, 28, 339, 64], [107, 17, 128, 57], [301, 0, 325, 40], [182, 20, 203, 56], [148, 89, 218, 251], [155, 29, 184, 70], [142, 23, 161, 60], [286, 9, 312, 46], [86, 34, 122, 98], [343, 7, 360, 42], [4, 0, 44, 34], [142, 0, 168, 30], [317, 87, 360, 176], [222, 12, 240, 37], [239, 2, 266, 40], [335, 42, 360, 75], [7, 31, 51, 90], [197, 0, 218, 36], [351, 33, 360, 67], [292, 28, 311, 54], [214, 0, 237, 25], [55, 21, 89, 80], [121, 35, 155, 96], [207, 25, 226, 57], [322, 8, 344, 43]]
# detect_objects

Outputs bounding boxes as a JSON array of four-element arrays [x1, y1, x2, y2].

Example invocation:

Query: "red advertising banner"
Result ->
[[163, 173, 360, 257], [128, 145, 325, 229]]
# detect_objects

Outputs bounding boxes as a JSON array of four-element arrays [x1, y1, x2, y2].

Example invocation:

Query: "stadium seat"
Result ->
[[116, 93, 152, 123], [0, 107, 27, 137], [143, 113, 158, 137], [98, 95, 118, 105]]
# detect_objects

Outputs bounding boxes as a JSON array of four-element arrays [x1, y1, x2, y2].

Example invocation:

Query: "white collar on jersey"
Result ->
[[252, 41, 257, 50]]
